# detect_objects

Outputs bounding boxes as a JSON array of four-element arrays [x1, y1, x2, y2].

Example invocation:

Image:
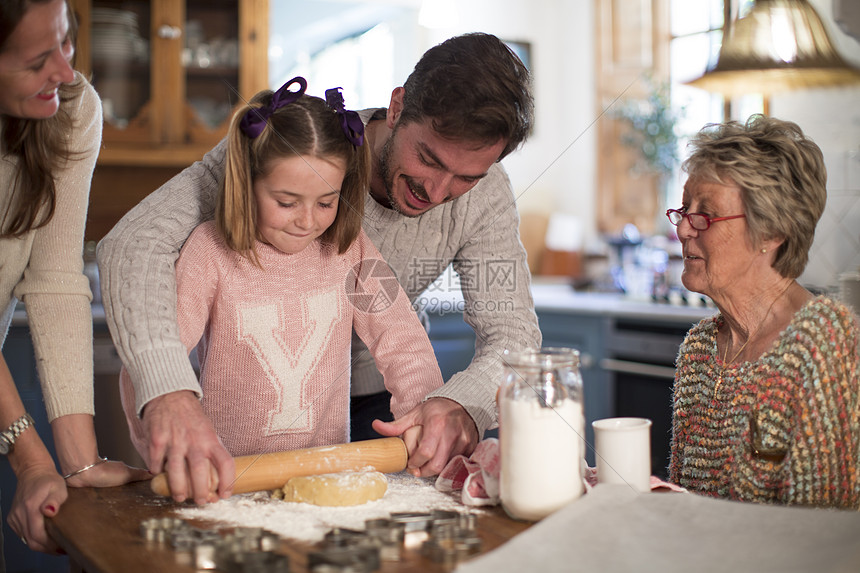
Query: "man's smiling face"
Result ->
[[376, 117, 506, 217]]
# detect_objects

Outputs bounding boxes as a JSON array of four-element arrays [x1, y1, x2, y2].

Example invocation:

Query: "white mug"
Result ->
[[592, 417, 652, 492]]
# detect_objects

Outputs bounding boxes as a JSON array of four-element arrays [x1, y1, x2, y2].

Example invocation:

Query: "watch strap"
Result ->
[[0, 413, 35, 455]]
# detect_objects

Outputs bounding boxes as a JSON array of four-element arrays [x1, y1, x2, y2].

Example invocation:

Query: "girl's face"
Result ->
[[253, 154, 345, 255], [0, 0, 75, 119]]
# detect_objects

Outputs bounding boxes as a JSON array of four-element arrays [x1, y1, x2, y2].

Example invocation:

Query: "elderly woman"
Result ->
[[667, 115, 859, 509], [1, 0, 147, 560]]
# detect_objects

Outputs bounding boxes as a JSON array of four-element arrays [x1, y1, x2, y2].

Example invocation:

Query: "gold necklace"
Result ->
[[713, 281, 793, 400]]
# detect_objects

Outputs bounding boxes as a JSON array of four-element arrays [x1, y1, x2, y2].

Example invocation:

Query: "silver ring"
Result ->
[[20, 536, 27, 546]]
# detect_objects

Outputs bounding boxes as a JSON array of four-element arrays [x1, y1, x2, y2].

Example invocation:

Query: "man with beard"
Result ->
[[98, 33, 541, 505]]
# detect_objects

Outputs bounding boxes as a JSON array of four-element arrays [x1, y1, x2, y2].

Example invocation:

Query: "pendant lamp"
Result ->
[[687, 0, 860, 95]]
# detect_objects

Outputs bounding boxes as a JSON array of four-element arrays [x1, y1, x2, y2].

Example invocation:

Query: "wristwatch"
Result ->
[[0, 413, 35, 455]]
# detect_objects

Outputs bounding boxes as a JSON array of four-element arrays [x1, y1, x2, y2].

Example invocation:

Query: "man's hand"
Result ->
[[142, 391, 234, 504], [371, 398, 478, 477]]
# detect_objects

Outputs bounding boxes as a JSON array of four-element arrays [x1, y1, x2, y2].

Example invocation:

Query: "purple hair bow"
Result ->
[[325, 87, 364, 147], [240, 76, 307, 139]]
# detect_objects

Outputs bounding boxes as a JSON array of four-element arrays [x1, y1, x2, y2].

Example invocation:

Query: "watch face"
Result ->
[[0, 437, 10, 455]]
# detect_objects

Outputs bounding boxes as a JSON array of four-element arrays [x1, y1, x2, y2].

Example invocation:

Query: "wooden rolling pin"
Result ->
[[150, 437, 407, 497]]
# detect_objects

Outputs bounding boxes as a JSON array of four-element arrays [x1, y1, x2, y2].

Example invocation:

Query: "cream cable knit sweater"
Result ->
[[98, 109, 541, 437], [0, 73, 101, 420]]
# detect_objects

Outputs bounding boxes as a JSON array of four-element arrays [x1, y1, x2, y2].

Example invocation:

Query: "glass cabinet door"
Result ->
[[70, 0, 268, 155], [89, 1, 152, 141], [184, 0, 242, 142]]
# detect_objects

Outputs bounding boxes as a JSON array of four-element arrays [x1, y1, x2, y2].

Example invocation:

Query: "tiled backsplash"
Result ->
[[800, 149, 860, 292]]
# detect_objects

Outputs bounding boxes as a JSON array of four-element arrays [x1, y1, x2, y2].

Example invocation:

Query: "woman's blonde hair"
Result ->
[[1, 0, 83, 238], [217, 90, 370, 264], [683, 114, 826, 278]]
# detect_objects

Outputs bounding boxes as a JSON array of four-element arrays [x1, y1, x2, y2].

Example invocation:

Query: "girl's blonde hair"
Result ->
[[217, 89, 370, 264]]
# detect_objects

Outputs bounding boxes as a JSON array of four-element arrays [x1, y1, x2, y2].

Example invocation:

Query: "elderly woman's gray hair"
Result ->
[[682, 114, 826, 279]]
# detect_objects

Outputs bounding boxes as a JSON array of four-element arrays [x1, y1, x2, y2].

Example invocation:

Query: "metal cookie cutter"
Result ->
[[308, 545, 379, 573], [217, 528, 289, 572], [322, 527, 368, 548], [139, 517, 289, 572], [319, 528, 382, 570], [390, 511, 433, 549], [421, 511, 482, 567], [364, 518, 406, 561], [219, 548, 290, 573], [194, 541, 219, 571], [139, 517, 187, 544]]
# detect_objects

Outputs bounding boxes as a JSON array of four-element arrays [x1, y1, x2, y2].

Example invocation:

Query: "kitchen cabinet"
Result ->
[[537, 311, 610, 467], [67, 0, 269, 240], [424, 310, 477, 383], [69, 0, 268, 164]]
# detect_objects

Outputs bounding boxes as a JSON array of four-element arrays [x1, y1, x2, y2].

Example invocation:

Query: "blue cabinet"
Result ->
[[536, 311, 609, 467], [424, 308, 610, 465], [424, 310, 477, 382], [1, 325, 69, 573]]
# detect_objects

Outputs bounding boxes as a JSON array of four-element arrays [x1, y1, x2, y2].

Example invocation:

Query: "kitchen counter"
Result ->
[[530, 282, 716, 325], [11, 282, 716, 328]]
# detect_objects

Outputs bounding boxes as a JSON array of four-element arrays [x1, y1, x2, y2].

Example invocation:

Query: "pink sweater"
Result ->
[[122, 221, 442, 458]]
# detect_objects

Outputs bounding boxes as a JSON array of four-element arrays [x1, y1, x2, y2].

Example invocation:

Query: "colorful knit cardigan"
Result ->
[[669, 296, 860, 509]]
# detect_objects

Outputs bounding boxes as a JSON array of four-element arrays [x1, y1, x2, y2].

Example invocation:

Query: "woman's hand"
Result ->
[[64, 459, 151, 488], [51, 413, 151, 489], [7, 462, 67, 554]]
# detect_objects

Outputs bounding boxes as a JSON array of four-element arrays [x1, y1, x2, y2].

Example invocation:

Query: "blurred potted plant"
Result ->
[[613, 78, 683, 178], [610, 78, 684, 297]]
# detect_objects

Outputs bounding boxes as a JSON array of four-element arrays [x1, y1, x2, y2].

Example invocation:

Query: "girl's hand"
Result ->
[[64, 459, 151, 489], [7, 462, 67, 554]]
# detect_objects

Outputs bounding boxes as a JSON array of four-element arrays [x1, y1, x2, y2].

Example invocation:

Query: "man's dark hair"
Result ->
[[400, 33, 533, 161]]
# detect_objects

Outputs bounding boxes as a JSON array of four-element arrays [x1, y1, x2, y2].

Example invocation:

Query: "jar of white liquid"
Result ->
[[499, 347, 585, 521]]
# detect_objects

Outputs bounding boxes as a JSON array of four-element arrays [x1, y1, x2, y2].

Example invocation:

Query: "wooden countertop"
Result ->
[[46, 480, 532, 573]]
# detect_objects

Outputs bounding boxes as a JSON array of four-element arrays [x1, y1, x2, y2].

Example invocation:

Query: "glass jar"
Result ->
[[499, 347, 585, 521]]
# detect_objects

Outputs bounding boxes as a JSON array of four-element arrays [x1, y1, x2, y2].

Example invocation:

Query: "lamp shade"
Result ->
[[687, 0, 860, 95]]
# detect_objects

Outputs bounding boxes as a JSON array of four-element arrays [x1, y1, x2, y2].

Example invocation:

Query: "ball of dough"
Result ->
[[278, 471, 388, 506]]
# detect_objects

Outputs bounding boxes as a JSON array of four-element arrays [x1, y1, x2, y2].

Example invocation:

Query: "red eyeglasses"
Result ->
[[666, 208, 746, 231]]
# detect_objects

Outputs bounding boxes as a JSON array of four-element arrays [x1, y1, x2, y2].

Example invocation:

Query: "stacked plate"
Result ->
[[91, 7, 148, 64]]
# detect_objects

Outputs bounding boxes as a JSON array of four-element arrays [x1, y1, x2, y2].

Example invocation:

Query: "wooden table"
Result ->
[[46, 481, 532, 572]]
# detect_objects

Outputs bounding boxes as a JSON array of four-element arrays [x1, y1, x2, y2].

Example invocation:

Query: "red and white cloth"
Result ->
[[436, 438, 502, 506]]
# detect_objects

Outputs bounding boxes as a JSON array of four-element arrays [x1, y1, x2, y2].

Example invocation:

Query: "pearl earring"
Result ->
[[761, 248, 768, 254]]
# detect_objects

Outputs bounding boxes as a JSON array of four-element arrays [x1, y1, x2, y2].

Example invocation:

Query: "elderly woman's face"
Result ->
[[678, 177, 756, 298], [0, 0, 75, 119]]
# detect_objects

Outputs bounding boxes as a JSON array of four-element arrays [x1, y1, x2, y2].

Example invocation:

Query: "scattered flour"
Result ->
[[176, 472, 477, 543]]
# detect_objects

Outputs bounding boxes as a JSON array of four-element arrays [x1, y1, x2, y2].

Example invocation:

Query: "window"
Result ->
[[268, 2, 410, 108], [276, 24, 395, 109], [667, 0, 765, 207]]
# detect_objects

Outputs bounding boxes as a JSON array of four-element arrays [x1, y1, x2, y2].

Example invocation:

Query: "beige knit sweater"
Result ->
[[0, 73, 101, 420]]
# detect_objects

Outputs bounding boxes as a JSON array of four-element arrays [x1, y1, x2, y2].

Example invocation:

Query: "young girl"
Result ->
[[120, 77, 443, 459]]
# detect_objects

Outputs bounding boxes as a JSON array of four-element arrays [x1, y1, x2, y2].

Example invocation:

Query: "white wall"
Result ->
[[416, 0, 598, 243], [771, 0, 860, 290]]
